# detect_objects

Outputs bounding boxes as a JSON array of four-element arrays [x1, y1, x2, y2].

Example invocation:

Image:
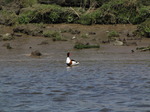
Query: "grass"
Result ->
[[0, 10, 17, 26], [137, 18, 150, 38], [107, 31, 119, 38], [107, 30, 120, 41], [81, 34, 89, 38], [43, 30, 67, 41]]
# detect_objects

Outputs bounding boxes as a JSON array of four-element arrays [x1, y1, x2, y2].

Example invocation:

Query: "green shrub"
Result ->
[[18, 10, 36, 24], [133, 6, 150, 24], [21, 0, 37, 7], [136, 18, 150, 38], [43, 31, 67, 41], [78, 13, 96, 25], [0, 10, 17, 25], [3, 0, 149, 25], [67, 16, 74, 23], [18, 4, 78, 24], [43, 31, 59, 37], [107, 31, 119, 38], [81, 34, 89, 38], [138, 0, 150, 6], [60, 7, 79, 23], [93, 0, 149, 24], [48, 11, 60, 22], [4, 0, 14, 4]]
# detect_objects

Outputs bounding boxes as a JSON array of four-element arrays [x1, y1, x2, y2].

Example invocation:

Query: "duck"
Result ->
[[66, 52, 79, 66]]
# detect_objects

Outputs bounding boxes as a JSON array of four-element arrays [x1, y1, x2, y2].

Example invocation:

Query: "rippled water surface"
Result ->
[[0, 57, 150, 112]]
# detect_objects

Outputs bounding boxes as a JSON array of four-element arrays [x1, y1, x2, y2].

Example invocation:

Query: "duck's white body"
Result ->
[[66, 52, 79, 66]]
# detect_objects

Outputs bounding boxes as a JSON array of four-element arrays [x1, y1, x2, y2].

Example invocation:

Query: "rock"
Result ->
[[31, 50, 42, 56], [102, 40, 110, 44], [0, 33, 14, 41], [38, 41, 49, 45], [71, 30, 80, 34], [2, 43, 12, 49], [113, 40, 123, 46], [131, 50, 135, 53], [89, 32, 96, 35], [13, 26, 24, 33], [72, 36, 76, 40]]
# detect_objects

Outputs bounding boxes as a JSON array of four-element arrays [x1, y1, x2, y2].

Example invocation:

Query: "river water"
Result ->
[[0, 50, 150, 112]]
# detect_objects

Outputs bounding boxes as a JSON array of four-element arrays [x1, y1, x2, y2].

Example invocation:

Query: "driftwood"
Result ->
[[69, 7, 80, 18], [136, 46, 150, 52]]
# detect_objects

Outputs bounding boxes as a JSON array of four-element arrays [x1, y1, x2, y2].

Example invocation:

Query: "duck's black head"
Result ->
[[67, 52, 70, 57]]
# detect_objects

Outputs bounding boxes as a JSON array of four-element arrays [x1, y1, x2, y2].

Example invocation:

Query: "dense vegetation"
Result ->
[[0, 0, 150, 37], [136, 18, 150, 37]]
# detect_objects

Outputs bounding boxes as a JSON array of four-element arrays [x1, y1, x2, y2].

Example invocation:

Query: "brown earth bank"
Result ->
[[0, 24, 150, 61]]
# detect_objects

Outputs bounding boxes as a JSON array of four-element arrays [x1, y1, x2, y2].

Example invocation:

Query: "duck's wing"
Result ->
[[71, 59, 79, 65]]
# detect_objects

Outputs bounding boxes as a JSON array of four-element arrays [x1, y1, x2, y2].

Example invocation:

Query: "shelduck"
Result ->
[[66, 52, 79, 66]]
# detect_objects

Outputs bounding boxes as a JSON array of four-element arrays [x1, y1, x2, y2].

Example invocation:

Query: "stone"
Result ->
[[31, 50, 42, 56]]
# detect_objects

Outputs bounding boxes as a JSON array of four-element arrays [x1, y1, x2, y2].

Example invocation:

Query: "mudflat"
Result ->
[[0, 24, 150, 61]]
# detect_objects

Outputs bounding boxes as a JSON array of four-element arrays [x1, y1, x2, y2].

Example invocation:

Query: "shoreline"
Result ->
[[0, 24, 150, 61]]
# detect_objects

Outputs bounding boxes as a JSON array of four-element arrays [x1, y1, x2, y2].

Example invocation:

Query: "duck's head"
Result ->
[[67, 52, 70, 57]]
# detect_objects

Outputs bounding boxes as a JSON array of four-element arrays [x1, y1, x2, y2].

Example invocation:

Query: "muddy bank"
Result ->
[[0, 24, 138, 41], [0, 24, 150, 61]]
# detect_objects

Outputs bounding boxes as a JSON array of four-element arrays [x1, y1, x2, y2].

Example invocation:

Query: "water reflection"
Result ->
[[66, 65, 80, 72]]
